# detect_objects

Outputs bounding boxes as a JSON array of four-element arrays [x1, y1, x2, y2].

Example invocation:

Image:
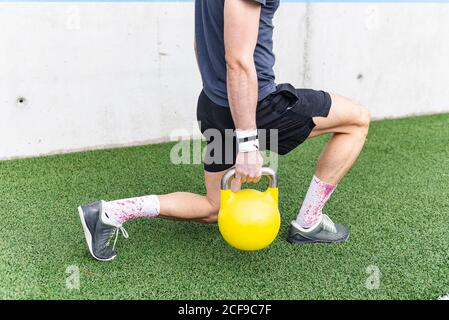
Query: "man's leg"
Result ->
[[289, 94, 370, 242], [104, 169, 242, 225], [158, 170, 240, 224], [78, 169, 239, 261], [309, 94, 371, 185]]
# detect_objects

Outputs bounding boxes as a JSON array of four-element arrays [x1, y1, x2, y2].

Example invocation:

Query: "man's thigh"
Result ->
[[256, 84, 332, 155], [309, 93, 370, 138]]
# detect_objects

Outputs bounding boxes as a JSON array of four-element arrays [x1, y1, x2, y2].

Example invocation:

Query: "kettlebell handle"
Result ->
[[221, 167, 278, 190]]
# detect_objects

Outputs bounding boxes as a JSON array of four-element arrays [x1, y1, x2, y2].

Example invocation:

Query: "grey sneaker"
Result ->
[[78, 200, 128, 261], [288, 214, 349, 244]]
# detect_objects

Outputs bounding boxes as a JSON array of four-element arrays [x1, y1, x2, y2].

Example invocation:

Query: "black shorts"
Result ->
[[197, 83, 332, 172]]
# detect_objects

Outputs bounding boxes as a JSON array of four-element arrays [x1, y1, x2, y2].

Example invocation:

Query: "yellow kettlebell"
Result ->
[[218, 167, 281, 251]]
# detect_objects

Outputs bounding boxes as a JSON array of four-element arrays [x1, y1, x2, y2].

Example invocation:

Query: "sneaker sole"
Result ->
[[77, 206, 117, 262], [288, 233, 350, 245]]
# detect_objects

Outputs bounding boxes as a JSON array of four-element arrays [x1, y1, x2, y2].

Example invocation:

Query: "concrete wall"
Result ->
[[1, 2, 448, 160]]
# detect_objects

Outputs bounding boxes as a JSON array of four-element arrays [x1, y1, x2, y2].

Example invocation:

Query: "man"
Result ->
[[78, 0, 370, 261]]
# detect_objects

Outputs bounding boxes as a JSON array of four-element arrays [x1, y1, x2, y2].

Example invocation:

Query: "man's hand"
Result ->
[[235, 150, 263, 185]]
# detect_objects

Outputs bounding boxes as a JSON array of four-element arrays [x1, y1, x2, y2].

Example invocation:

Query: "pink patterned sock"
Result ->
[[104, 195, 160, 224], [295, 176, 336, 228]]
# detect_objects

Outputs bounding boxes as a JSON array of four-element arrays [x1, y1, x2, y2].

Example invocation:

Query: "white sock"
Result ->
[[103, 195, 160, 225], [295, 176, 336, 228]]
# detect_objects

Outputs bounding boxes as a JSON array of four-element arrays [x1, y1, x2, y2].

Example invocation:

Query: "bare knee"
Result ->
[[201, 199, 220, 224], [202, 211, 219, 224], [353, 104, 371, 137], [359, 105, 371, 129]]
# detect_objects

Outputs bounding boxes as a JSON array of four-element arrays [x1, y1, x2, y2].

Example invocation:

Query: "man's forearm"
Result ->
[[226, 62, 258, 131]]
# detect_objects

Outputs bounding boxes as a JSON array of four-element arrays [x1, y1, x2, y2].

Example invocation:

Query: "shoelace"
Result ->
[[321, 215, 337, 234], [107, 225, 129, 251]]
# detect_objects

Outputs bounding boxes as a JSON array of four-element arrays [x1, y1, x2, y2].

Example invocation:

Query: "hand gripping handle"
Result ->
[[221, 167, 278, 190]]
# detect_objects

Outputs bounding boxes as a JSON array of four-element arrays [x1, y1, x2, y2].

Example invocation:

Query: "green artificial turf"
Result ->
[[0, 113, 448, 300]]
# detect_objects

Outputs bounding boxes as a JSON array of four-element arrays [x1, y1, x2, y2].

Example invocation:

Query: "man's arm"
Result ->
[[224, 0, 260, 131], [224, 0, 263, 184]]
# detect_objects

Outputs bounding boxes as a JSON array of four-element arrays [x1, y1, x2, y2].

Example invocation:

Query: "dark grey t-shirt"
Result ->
[[195, 0, 279, 107]]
